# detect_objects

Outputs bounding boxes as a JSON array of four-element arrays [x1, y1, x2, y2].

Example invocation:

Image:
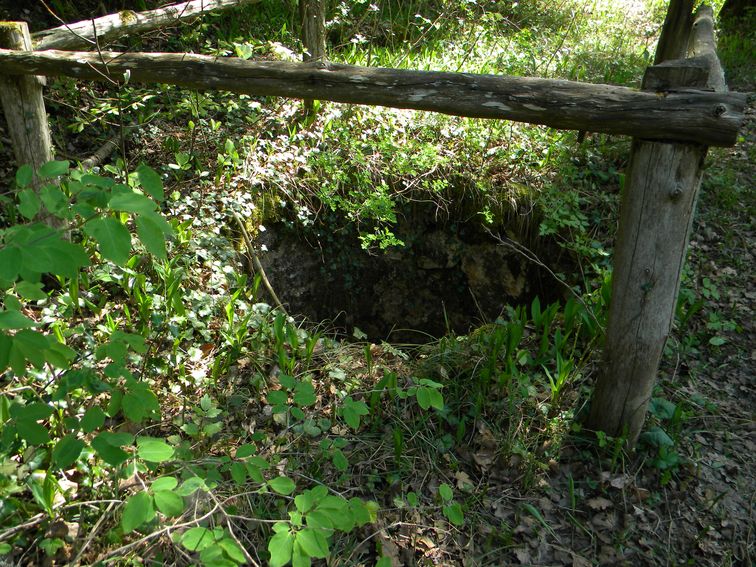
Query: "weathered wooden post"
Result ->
[[299, 0, 326, 112], [0, 22, 53, 185], [587, 4, 729, 445]]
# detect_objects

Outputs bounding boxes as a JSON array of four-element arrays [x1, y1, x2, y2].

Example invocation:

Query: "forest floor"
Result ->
[[0, 3, 753, 567], [480, 73, 755, 567]]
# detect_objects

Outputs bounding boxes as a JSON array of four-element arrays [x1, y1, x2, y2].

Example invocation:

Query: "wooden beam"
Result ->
[[0, 47, 746, 147], [31, 0, 261, 51], [654, 0, 695, 64]]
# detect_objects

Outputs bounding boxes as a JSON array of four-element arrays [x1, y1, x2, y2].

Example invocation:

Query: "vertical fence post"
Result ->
[[587, 5, 727, 445], [299, 0, 326, 112], [0, 22, 54, 185]]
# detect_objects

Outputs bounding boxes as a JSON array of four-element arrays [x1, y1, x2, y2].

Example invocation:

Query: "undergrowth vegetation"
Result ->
[[0, 0, 746, 565]]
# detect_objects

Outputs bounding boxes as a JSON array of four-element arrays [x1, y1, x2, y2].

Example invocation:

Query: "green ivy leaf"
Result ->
[[268, 476, 296, 495], [37, 160, 70, 179], [268, 525, 294, 567], [121, 491, 155, 533], [51, 434, 85, 469], [136, 436, 174, 463], [136, 165, 164, 201], [83, 217, 131, 266], [154, 490, 184, 517]]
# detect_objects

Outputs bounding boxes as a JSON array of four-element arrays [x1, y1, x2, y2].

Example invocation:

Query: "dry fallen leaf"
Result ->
[[587, 496, 613, 510]]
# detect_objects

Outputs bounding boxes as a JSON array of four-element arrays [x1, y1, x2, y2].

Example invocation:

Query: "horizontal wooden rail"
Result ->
[[0, 48, 746, 146], [31, 0, 261, 51]]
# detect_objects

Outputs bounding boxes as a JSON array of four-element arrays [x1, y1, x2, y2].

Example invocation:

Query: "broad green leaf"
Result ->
[[44, 240, 91, 278], [0, 247, 22, 281], [218, 538, 247, 563], [151, 476, 178, 492], [18, 189, 41, 220], [443, 502, 464, 526], [268, 528, 294, 567], [332, 448, 348, 471], [38, 160, 70, 179], [17, 418, 50, 444], [135, 215, 167, 259], [136, 165, 164, 201], [639, 426, 675, 448], [136, 436, 174, 463], [0, 334, 11, 372], [415, 387, 431, 410], [80, 406, 106, 433], [427, 388, 444, 410], [52, 434, 85, 469], [292, 541, 312, 567], [121, 491, 155, 533], [0, 310, 38, 331], [11, 401, 53, 420], [268, 390, 288, 406], [91, 433, 130, 466], [40, 184, 67, 215], [175, 476, 207, 496], [438, 483, 453, 502], [15, 281, 47, 300], [180, 527, 214, 551], [122, 386, 159, 424], [83, 217, 131, 266], [296, 528, 329, 559], [230, 462, 247, 485], [268, 476, 296, 495], [108, 192, 156, 215], [293, 381, 316, 407], [376, 557, 393, 567], [235, 444, 256, 458], [154, 490, 184, 517], [15, 165, 33, 187]]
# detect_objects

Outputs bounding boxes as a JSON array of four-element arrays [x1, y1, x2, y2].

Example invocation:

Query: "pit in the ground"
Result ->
[[255, 203, 564, 342]]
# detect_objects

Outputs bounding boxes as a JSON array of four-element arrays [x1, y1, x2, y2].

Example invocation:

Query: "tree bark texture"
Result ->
[[0, 48, 745, 147], [31, 0, 261, 51], [0, 23, 53, 182]]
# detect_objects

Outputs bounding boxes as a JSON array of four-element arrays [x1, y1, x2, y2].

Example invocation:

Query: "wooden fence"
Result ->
[[0, 0, 746, 445]]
